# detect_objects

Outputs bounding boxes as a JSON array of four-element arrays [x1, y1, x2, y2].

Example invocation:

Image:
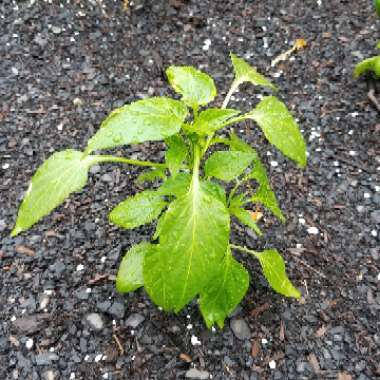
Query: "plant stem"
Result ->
[[227, 179, 241, 205], [222, 80, 240, 109], [91, 155, 167, 168], [230, 244, 259, 257]]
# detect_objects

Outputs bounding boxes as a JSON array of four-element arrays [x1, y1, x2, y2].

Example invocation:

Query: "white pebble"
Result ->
[[298, 218, 306, 225], [186, 324, 193, 330], [371, 230, 378, 237], [44, 289, 54, 295], [76, 264, 84, 271], [101, 256, 106, 263], [348, 150, 357, 156], [191, 335, 202, 346], [11, 316, 17, 322], [94, 354, 103, 362], [269, 360, 276, 369], [25, 338, 34, 350], [377, 273, 380, 281], [261, 338, 268, 344], [270, 161, 278, 167], [202, 38, 211, 51], [86, 288, 92, 293], [307, 226, 319, 235], [2, 163, 10, 169], [69, 373, 75, 380], [363, 193, 371, 199]]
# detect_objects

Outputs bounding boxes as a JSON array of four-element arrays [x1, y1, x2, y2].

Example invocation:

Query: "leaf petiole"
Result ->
[[230, 244, 259, 257], [91, 155, 167, 168]]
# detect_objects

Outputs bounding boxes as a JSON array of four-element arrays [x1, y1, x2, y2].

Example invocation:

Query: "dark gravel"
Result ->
[[1, 0, 379, 379]]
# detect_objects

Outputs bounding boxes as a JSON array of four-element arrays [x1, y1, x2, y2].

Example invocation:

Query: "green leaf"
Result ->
[[143, 176, 230, 311], [375, 0, 380, 17], [193, 108, 240, 135], [229, 193, 247, 209], [377, 41, 380, 49], [109, 190, 167, 229], [204, 151, 255, 182], [166, 66, 217, 109], [165, 135, 188, 177], [116, 242, 155, 293], [201, 180, 226, 204], [230, 53, 277, 91], [254, 249, 300, 298], [249, 158, 285, 222], [12, 150, 94, 236], [230, 207, 262, 236], [247, 96, 307, 167], [229, 131, 257, 155], [354, 56, 380, 78], [87, 97, 188, 153], [136, 168, 166, 184], [199, 249, 249, 328], [157, 173, 191, 198]]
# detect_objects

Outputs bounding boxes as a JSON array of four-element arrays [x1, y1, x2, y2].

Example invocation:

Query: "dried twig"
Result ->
[[368, 88, 380, 112]]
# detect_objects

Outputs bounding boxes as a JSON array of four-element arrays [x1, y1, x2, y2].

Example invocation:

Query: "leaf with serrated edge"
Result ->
[[194, 108, 240, 135], [116, 242, 155, 293], [255, 249, 300, 298], [165, 135, 188, 177], [354, 56, 380, 78], [87, 97, 188, 153], [199, 249, 249, 328], [166, 66, 217, 108], [249, 158, 285, 222], [143, 175, 230, 312], [12, 150, 95, 236], [247, 96, 306, 167], [230, 208, 262, 236], [231, 53, 277, 91], [205, 151, 255, 182], [109, 190, 167, 229]]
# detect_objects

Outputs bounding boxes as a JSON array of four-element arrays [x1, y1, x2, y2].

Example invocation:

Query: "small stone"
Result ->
[[35, 353, 59, 365], [25, 338, 34, 350], [230, 318, 251, 340], [42, 370, 58, 380], [185, 368, 210, 379], [269, 360, 276, 369], [125, 313, 145, 328], [84, 313, 104, 331], [108, 302, 125, 319], [371, 210, 380, 224], [307, 226, 319, 235], [51, 26, 61, 34], [191, 335, 202, 346]]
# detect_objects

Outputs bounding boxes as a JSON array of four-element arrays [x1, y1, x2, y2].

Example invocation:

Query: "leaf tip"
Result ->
[[11, 225, 22, 237]]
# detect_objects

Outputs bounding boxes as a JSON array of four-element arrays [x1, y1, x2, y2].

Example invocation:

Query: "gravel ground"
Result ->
[[1, 1, 379, 379]]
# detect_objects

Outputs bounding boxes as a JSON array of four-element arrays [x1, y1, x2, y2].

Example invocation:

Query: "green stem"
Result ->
[[222, 80, 240, 109], [91, 155, 167, 168], [230, 244, 259, 257], [227, 179, 241, 205]]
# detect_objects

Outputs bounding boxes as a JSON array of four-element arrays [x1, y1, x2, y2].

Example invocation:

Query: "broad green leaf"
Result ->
[[193, 108, 240, 135], [254, 249, 300, 298], [201, 180, 226, 204], [204, 151, 255, 182], [165, 135, 188, 177], [12, 150, 95, 236], [354, 56, 380, 78], [136, 168, 166, 184], [230, 53, 277, 91], [166, 66, 217, 109], [157, 173, 191, 198], [199, 249, 249, 328], [247, 96, 307, 167], [87, 97, 188, 153], [116, 242, 155, 293], [229, 131, 257, 155], [144, 176, 230, 311], [109, 190, 167, 229], [230, 207, 262, 236], [249, 158, 285, 222]]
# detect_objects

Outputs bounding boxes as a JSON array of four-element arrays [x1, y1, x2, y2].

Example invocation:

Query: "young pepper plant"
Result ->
[[12, 53, 307, 328]]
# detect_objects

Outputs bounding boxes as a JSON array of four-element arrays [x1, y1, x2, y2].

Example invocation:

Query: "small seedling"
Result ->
[[12, 53, 307, 328]]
